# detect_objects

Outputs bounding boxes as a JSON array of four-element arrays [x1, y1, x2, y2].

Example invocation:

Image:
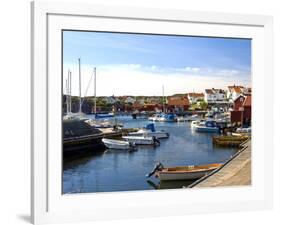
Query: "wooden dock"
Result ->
[[189, 140, 251, 188]]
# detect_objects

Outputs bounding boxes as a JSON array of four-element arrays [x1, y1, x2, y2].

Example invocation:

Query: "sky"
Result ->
[[63, 31, 251, 97]]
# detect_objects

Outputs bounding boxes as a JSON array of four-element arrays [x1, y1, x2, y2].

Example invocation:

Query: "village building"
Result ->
[[230, 95, 251, 126], [167, 96, 189, 113], [187, 93, 204, 104], [204, 88, 227, 103], [227, 85, 245, 102]]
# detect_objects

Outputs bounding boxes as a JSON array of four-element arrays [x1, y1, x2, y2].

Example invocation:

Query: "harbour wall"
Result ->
[[189, 140, 251, 188]]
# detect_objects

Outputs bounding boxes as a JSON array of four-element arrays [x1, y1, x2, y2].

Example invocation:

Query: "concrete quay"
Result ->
[[189, 140, 251, 188]]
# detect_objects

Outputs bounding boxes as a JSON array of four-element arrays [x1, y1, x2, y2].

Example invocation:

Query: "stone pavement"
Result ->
[[191, 140, 251, 188]]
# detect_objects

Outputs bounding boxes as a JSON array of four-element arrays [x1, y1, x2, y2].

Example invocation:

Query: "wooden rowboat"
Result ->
[[147, 163, 222, 181], [213, 135, 249, 147]]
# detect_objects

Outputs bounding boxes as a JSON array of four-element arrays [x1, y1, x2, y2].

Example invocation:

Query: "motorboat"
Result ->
[[128, 123, 169, 139], [192, 120, 220, 133], [122, 136, 160, 145], [191, 120, 200, 128], [187, 114, 199, 122], [149, 113, 177, 122], [148, 114, 162, 121], [102, 138, 135, 150], [85, 118, 123, 129], [232, 127, 251, 137], [146, 162, 222, 181], [158, 113, 177, 122], [176, 116, 189, 122]]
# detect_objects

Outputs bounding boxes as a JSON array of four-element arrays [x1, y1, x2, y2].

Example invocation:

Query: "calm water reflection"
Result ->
[[63, 116, 238, 194]]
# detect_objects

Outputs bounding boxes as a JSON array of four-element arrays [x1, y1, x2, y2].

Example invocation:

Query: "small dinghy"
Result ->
[[102, 138, 135, 150], [122, 136, 160, 145], [146, 162, 222, 181]]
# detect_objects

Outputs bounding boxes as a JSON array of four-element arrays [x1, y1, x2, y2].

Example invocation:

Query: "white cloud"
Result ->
[[63, 64, 251, 96]]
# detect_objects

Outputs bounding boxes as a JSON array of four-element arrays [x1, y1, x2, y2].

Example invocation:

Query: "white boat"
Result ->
[[128, 129, 169, 139], [191, 120, 200, 128], [147, 162, 222, 181], [149, 113, 176, 122], [122, 136, 160, 145], [102, 138, 135, 150], [187, 114, 199, 122], [193, 120, 220, 133], [85, 119, 123, 129], [176, 116, 189, 122], [232, 127, 251, 137], [128, 123, 169, 139], [148, 114, 162, 121]]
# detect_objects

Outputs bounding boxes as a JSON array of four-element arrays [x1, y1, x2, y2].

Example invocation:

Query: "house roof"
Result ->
[[243, 95, 251, 107], [228, 85, 244, 93], [168, 97, 189, 106], [233, 86, 243, 93], [188, 93, 204, 98], [205, 89, 214, 94]]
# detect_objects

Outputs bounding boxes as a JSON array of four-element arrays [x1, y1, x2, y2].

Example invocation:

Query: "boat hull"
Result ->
[[122, 136, 155, 145], [194, 126, 219, 133], [102, 138, 132, 150], [128, 131, 169, 139], [153, 163, 222, 181], [157, 169, 215, 181]]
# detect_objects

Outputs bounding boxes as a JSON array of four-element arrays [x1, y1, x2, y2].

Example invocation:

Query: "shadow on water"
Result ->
[[146, 179, 197, 190], [63, 150, 106, 170]]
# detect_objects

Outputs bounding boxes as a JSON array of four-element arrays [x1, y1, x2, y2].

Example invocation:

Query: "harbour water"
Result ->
[[63, 116, 238, 194]]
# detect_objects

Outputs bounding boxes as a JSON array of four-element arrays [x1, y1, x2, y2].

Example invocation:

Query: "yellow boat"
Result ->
[[213, 135, 249, 147]]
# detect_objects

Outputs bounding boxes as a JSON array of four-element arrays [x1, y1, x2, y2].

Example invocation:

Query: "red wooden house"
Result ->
[[231, 95, 251, 126], [167, 96, 189, 113]]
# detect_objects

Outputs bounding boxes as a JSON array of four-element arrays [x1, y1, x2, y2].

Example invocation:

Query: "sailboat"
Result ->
[[63, 58, 86, 120]]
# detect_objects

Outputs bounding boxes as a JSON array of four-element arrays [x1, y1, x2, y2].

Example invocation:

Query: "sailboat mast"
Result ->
[[69, 70, 72, 114], [162, 85, 165, 113], [65, 78, 69, 114], [94, 67, 97, 115], [78, 58, 82, 114]]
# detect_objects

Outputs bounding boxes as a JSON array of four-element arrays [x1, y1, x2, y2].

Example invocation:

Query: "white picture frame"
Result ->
[[31, 1, 273, 224]]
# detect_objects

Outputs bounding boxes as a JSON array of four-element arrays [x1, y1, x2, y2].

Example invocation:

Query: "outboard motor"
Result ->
[[146, 162, 164, 178], [152, 136, 160, 145]]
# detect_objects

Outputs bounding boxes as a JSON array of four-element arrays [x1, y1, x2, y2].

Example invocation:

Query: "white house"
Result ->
[[187, 93, 204, 104], [227, 85, 245, 102], [204, 88, 226, 103]]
